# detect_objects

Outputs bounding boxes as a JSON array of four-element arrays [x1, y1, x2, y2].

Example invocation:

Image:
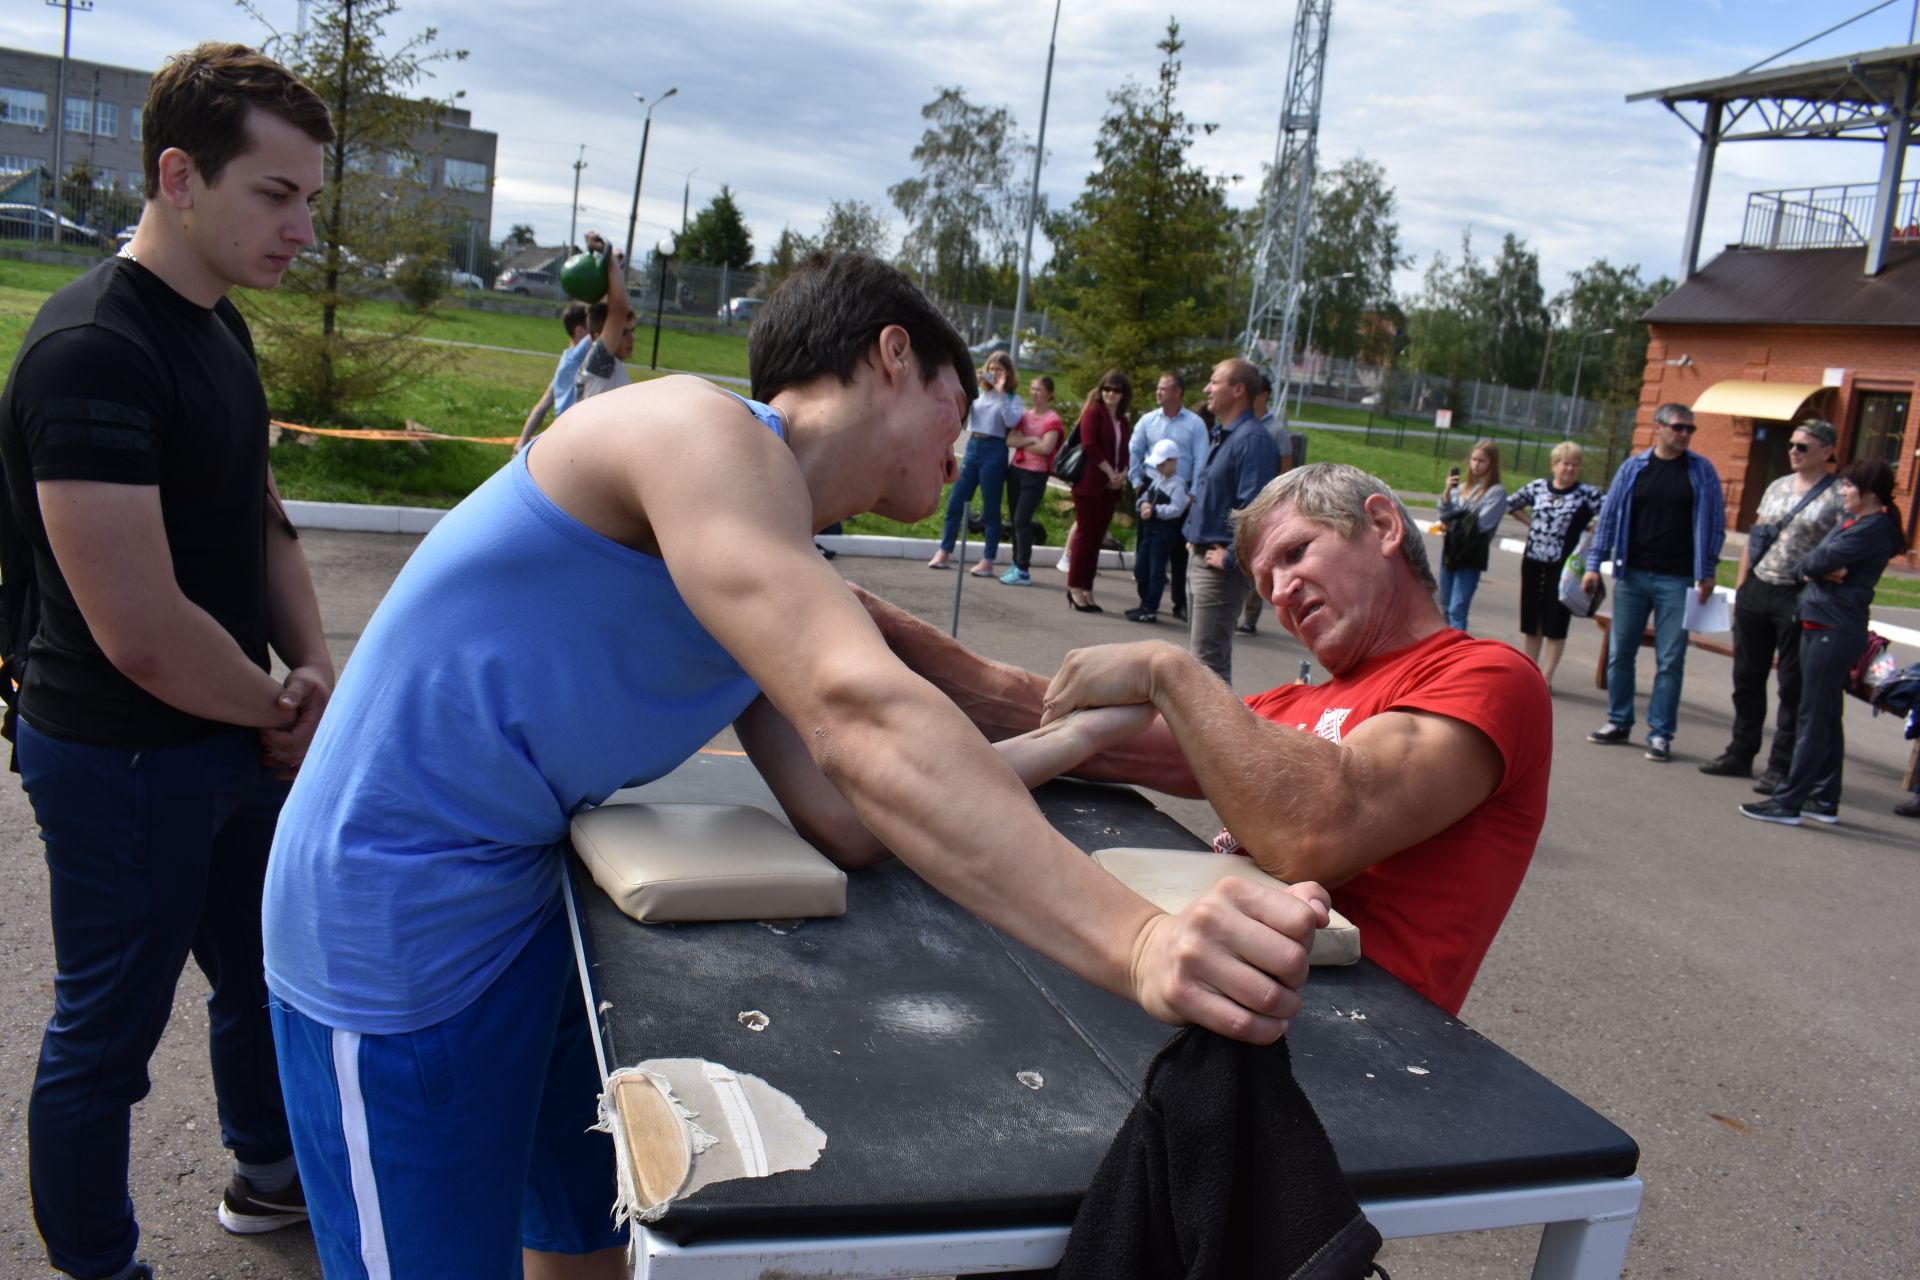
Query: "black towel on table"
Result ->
[[1049, 1027, 1382, 1279]]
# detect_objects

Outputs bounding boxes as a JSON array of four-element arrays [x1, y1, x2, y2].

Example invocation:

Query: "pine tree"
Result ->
[[1050, 21, 1235, 388], [679, 186, 754, 269], [237, 0, 468, 423]]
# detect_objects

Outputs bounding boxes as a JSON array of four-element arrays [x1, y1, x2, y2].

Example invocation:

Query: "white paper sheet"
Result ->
[[1685, 590, 1731, 633]]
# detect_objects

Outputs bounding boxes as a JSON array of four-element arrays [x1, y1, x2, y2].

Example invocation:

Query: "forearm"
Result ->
[[264, 524, 333, 677], [518, 387, 555, 446], [1143, 646, 1364, 882], [114, 598, 295, 728], [798, 675, 1161, 1002]]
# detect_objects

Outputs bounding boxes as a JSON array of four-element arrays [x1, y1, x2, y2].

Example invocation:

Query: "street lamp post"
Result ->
[[567, 145, 586, 250], [1566, 327, 1615, 434], [681, 168, 698, 236], [1008, 0, 1063, 368], [1294, 270, 1357, 417], [650, 235, 676, 371], [624, 87, 678, 271]]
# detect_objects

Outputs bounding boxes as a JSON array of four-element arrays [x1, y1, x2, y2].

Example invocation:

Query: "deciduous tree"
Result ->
[[679, 186, 754, 270], [888, 87, 1024, 302]]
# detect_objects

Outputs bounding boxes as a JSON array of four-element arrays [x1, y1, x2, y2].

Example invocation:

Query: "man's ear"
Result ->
[[156, 148, 197, 211], [1362, 492, 1403, 557], [875, 324, 913, 384]]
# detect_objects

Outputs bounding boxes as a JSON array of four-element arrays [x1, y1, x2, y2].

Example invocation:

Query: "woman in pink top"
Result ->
[[999, 376, 1063, 586]]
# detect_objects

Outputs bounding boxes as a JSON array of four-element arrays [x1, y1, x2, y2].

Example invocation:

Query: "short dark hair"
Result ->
[[1159, 370, 1185, 393], [1839, 457, 1896, 510], [560, 301, 588, 337], [143, 43, 333, 198], [586, 300, 634, 335], [1258, 372, 1274, 397], [1653, 402, 1694, 427], [749, 252, 975, 404]]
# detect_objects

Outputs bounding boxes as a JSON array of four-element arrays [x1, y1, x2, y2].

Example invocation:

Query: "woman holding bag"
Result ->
[[1436, 440, 1507, 632], [1065, 371, 1131, 613], [1505, 441, 1604, 687], [1741, 459, 1905, 826]]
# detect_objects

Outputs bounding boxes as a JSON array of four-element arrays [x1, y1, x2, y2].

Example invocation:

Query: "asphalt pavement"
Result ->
[[2, 525, 1915, 1278]]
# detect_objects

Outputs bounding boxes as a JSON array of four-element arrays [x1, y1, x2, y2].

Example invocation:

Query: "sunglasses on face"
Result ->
[[1788, 442, 1812, 453], [1663, 421, 1697, 433]]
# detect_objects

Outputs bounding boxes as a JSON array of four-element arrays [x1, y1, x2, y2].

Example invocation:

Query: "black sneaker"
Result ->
[[1587, 723, 1631, 745], [1894, 795, 1920, 819], [1235, 622, 1257, 635], [1644, 734, 1672, 763], [1124, 607, 1158, 623], [1802, 800, 1839, 825], [1752, 768, 1784, 795], [1171, 604, 1187, 622], [218, 1172, 308, 1235], [1739, 799, 1802, 826], [1697, 753, 1751, 777]]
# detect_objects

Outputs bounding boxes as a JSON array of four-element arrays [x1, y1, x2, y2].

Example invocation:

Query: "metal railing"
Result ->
[[1740, 180, 1920, 251]]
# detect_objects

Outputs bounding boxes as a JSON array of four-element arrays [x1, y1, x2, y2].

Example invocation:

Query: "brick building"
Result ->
[[0, 44, 496, 243], [1638, 241, 1919, 539], [1627, 45, 1918, 547]]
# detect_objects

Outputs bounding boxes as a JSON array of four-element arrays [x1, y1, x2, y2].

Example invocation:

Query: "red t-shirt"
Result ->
[[1233, 628, 1551, 1015]]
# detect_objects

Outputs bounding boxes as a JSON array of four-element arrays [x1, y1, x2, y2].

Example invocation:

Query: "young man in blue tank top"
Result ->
[[263, 252, 1332, 1278]]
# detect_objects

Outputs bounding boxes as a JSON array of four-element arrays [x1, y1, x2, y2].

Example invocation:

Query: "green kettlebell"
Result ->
[[560, 250, 608, 302]]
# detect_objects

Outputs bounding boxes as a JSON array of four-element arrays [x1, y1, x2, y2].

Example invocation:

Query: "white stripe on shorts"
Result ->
[[332, 1029, 393, 1279]]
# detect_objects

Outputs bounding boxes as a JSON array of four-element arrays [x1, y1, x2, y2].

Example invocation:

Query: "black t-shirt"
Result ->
[[0, 257, 271, 746], [1627, 452, 1695, 577]]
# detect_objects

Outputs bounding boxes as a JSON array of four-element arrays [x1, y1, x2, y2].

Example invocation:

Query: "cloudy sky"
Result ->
[[3, 0, 1912, 295]]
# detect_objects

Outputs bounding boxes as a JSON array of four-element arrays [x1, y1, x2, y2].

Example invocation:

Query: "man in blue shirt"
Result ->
[[1128, 372, 1208, 621], [1183, 359, 1283, 682], [514, 299, 592, 453], [1581, 402, 1726, 763]]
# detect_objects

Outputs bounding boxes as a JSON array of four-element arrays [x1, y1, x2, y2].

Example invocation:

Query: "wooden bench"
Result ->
[[1591, 609, 1735, 690]]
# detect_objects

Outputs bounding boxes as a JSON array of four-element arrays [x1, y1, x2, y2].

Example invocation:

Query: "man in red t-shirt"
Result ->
[[858, 462, 1551, 1015]]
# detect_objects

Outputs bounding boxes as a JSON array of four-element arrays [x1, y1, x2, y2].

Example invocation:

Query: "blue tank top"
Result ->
[[263, 398, 781, 1033]]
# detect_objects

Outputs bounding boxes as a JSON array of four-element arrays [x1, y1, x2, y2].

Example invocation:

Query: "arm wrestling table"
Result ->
[[566, 753, 1642, 1278]]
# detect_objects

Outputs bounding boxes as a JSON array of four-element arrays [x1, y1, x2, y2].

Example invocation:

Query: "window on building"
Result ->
[[1853, 392, 1911, 468], [64, 97, 93, 134], [131, 107, 141, 142], [96, 167, 115, 190], [1, 154, 39, 173], [0, 88, 48, 129], [443, 157, 489, 193], [94, 102, 116, 138]]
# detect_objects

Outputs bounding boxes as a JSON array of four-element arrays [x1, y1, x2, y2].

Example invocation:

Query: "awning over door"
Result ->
[[1690, 380, 1828, 421]]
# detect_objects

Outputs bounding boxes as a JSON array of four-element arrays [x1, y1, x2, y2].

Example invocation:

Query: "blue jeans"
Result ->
[[1436, 564, 1483, 631], [1134, 520, 1180, 613], [1606, 567, 1693, 739], [939, 435, 1009, 561], [17, 719, 292, 1279]]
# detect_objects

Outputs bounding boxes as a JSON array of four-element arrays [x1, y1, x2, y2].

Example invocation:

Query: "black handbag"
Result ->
[[1052, 425, 1088, 484]]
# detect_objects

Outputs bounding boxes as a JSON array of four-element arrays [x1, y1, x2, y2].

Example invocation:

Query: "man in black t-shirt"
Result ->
[[0, 44, 334, 1280], [1581, 403, 1726, 763]]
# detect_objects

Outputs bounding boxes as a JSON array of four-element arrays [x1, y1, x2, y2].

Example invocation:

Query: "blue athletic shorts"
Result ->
[[271, 905, 626, 1277]]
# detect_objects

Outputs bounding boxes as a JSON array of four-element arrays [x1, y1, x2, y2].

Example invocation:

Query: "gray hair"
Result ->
[[1654, 402, 1694, 427], [1231, 462, 1439, 598]]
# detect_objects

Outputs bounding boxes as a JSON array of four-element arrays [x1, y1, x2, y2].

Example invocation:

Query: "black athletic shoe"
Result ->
[[1124, 607, 1158, 623], [218, 1172, 308, 1235], [1587, 723, 1631, 745], [1739, 799, 1802, 826], [1894, 795, 1920, 819], [1802, 799, 1840, 825], [1752, 768, 1784, 795], [1697, 753, 1751, 777], [1171, 605, 1187, 622], [1235, 622, 1257, 635]]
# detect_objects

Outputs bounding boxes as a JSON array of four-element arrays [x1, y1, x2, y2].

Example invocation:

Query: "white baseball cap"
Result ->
[[1146, 439, 1181, 468]]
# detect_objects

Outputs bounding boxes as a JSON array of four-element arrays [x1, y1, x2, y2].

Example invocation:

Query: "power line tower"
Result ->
[[1240, 0, 1333, 428]]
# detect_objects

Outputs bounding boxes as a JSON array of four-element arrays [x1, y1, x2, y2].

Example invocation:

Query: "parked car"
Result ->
[[0, 204, 105, 249], [113, 223, 138, 251], [449, 268, 484, 290], [718, 296, 763, 324], [494, 267, 561, 299]]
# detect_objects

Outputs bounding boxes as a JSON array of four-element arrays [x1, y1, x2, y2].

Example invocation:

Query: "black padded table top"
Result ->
[[574, 753, 1638, 1246]]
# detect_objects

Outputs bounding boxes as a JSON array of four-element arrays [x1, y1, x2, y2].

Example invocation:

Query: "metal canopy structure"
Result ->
[[1629, 43, 1920, 279], [1240, 0, 1333, 427]]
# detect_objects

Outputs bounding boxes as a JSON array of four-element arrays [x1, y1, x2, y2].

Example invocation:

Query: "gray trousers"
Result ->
[[1188, 556, 1248, 683]]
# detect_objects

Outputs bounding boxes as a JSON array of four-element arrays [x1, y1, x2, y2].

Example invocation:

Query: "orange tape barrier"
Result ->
[[271, 419, 519, 446]]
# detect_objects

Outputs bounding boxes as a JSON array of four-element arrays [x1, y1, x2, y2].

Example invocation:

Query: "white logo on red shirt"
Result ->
[[1312, 707, 1353, 743]]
